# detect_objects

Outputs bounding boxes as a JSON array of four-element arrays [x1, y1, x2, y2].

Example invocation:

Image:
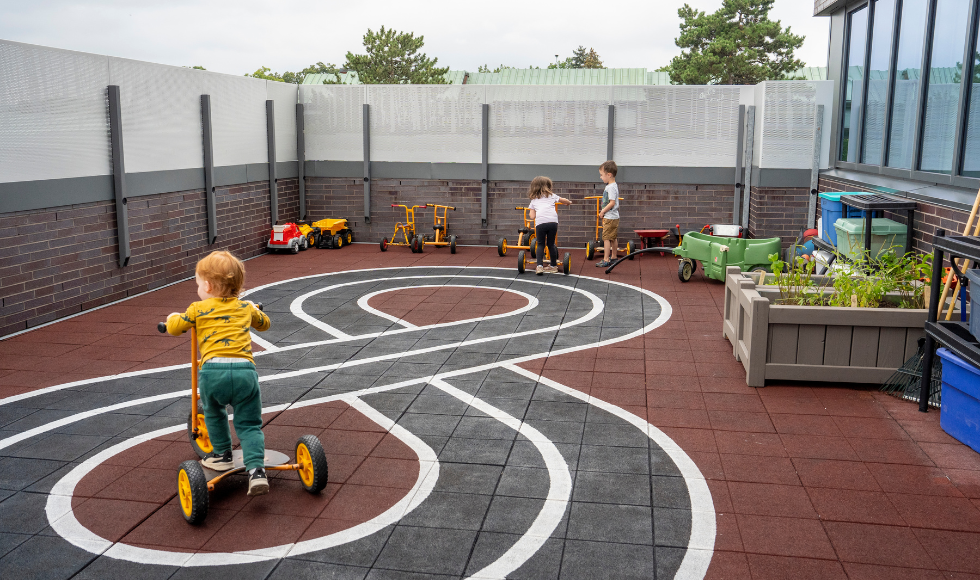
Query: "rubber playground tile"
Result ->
[[121, 506, 237, 551], [769, 413, 845, 437], [793, 458, 883, 491], [841, 562, 948, 580], [887, 493, 980, 532], [912, 528, 980, 574], [707, 410, 776, 434], [203, 511, 316, 552], [728, 482, 818, 519], [559, 540, 655, 580], [347, 457, 419, 490], [714, 431, 787, 457], [823, 521, 937, 569], [806, 487, 906, 525], [69, 497, 161, 542], [373, 525, 478, 577], [759, 395, 831, 416], [646, 407, 712, 429], [946, 469, 980, 499], [686, 451, 726, 480], [778, 433, 859, 461], [735, 514, 837, 559], [833, 416, 913, 441], [719, 454, 801, 486], [0, 535, 97, 580], [918, 442, 980, 471], [847, 437, 936, 466], [744, 554, 848, 580], [865, 463, 965, 496], [93, 466, 177, 504], [696, 377, 759, 395], [318, 484, 411, 523], [703, 551, 752, 580]]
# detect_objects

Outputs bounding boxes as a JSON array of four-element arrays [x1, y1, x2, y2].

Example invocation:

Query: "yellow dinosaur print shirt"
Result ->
[[166, 297, 271, 364]]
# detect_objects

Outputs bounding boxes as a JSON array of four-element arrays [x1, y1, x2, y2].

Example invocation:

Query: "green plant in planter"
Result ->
[[767, 253, 825, 305]]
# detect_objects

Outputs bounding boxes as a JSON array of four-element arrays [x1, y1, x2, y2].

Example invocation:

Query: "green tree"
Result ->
[[344, 26, 448, 84], [245, 66, 284, 81], [478, 64, 513, 73], [582, 48, 604, 69], [547, 46, 604, 69], [245, 62, 343, 84], [662, 0, 805, 85]]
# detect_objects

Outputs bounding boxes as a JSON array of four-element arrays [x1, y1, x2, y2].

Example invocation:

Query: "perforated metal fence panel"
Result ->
[[612, 86, 741, 167], [107, 57, 205, 173], [205, 73, 269, 167], [300, 85, 364, 162], [366, 85, 483, 163], [267, 81, 298, 162], [0, 40, 111, 183], [486, 85, 610, 165], [758, 82, 819, 169]]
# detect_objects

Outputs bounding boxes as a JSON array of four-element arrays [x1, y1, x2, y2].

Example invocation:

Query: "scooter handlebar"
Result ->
[[157, 303, 261, 333]]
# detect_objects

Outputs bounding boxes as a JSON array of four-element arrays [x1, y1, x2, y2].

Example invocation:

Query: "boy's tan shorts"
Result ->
[[602, 219, 620, 241]]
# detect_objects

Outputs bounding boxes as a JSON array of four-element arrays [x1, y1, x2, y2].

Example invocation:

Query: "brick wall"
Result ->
[[818, 176, 967, 254], [305, 177, 735, 247], [747, 186, 812, 247], [0, 178, 296, 337]]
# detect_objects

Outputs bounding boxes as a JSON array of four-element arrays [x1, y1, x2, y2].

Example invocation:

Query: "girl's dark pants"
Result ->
[[535, 222, 558, 267]]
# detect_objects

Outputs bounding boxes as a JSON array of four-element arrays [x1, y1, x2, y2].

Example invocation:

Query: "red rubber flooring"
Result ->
[[2, 243, 979, 579]]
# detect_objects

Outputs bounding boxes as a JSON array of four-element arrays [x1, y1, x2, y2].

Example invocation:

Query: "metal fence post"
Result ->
[[296, 103, 306, 220], [808, 104, 825, 229], [741, 106, 756, 229], [107, 85, 130, 268], [363, 103, 371, 224], [606, 104, 615, 161], [201, 95, 217, 244], [734, 104, 746, 223], [481, 103, 489, 227], [266, 100, 278, 224]]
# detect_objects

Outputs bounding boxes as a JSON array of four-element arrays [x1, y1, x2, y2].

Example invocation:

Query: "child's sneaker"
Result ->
[[544, 265, 559, 273], [201, 450, 234, 472], [247, 467, 269, 496], [535, 265, 544, 275], [596, 260, 612, 268]]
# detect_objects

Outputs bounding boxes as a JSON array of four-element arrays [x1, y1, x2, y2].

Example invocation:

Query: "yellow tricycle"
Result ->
[[381, 204, 428, 253]]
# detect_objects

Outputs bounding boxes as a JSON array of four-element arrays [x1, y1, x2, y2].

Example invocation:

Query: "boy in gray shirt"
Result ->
[[596, 160, 620, 267]]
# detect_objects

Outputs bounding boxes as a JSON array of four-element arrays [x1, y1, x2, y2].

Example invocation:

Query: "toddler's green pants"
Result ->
[[197, 362, 266, 471]]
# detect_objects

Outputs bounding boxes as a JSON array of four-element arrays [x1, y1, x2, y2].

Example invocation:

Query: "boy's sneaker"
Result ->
[[247, 467, 269, 496], [535, 265, 544, 275], [544, 265, 559, 273], [201, 450, 234, 472], [596, 260, 612, 268]]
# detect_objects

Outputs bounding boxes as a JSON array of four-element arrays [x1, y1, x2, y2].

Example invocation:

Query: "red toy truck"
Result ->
[[267, 223, 308, 254]]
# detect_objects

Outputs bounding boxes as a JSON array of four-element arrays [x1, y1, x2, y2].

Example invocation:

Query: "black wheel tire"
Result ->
[[177, 460, 209, 525], [295, 435, 329, 493], [626, 241, 637, 260], [497, 238, 507, 257], [517, 250, 526, 274], [528, 235, 537, 259], [678, 260, 693, 282], [331, 234, 342, 249], [290, 241, 299, 254], [449, 235, 457, 254], [380, 237, 389, 251], [299, 236, 308, 251], [187, 413, 212, 459], [307, 232, 318, 249], [415, 235, 425, 253], [346, 230, 353, 245], [562, 252, 571, 275], [585, 240, 595, 260]]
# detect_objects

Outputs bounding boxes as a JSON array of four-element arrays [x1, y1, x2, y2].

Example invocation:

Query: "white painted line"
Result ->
[[46, 395, 440, 567], [429, 378, 571, 580], [355, 284, 538, 331], [504, 364, 716, 580]]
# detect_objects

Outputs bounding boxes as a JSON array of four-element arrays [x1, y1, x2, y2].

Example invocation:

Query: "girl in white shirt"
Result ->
[[526, 176, 572, 275]]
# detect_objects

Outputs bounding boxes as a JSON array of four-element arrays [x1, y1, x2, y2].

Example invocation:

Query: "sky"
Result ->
[[0, 0, 830, 76]]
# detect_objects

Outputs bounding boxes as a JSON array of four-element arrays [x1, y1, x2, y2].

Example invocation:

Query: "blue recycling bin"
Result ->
[[819, 192, 870, 245], [937, 348, 980, 454]]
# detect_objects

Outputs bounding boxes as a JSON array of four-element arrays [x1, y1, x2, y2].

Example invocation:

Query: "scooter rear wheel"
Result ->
[[295, 435, 329, 493], [187, 412, 213, 458]]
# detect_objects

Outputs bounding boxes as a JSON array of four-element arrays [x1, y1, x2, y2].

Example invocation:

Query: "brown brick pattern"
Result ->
[[0, 178, 297, 337], [305, 177, 735, 248], [747, 186, 813, 247], [818, 176, 969, 254]]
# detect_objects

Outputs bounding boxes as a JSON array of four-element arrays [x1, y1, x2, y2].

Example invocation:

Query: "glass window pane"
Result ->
[[887, 0, 929, 168], [861, 0, 897, 165], [841, 6, 869, 162], [919, 0, 971, 174], [961, 24, 980, 177]]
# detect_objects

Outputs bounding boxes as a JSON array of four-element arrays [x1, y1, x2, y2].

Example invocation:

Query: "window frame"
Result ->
[[834, 0, 980, 191]]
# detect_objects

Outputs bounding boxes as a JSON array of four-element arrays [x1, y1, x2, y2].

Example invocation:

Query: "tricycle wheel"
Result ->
[[380, 237, 389, 252], [528, 234, 536, 259], [177, 460, 209, 525], [626, 241, 637, 260], [585, 240, 595, 260], [295, 435, 329, 493], [517, 250, 526, 274], [187, 412, 213, 458], [449, 235, 457, 254], [415, 235, 425, 253], [497, 238, 507, 257], [678, 259, 693, 282], [562, 253, 571, 275]]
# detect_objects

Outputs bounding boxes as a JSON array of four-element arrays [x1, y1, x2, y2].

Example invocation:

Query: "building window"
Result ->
[[862, 0, 898, 165], [961, 19, 980, 177], [919, 0, 972, 174], [841, 5, 869, 162], [887, 0, 930, 169]]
